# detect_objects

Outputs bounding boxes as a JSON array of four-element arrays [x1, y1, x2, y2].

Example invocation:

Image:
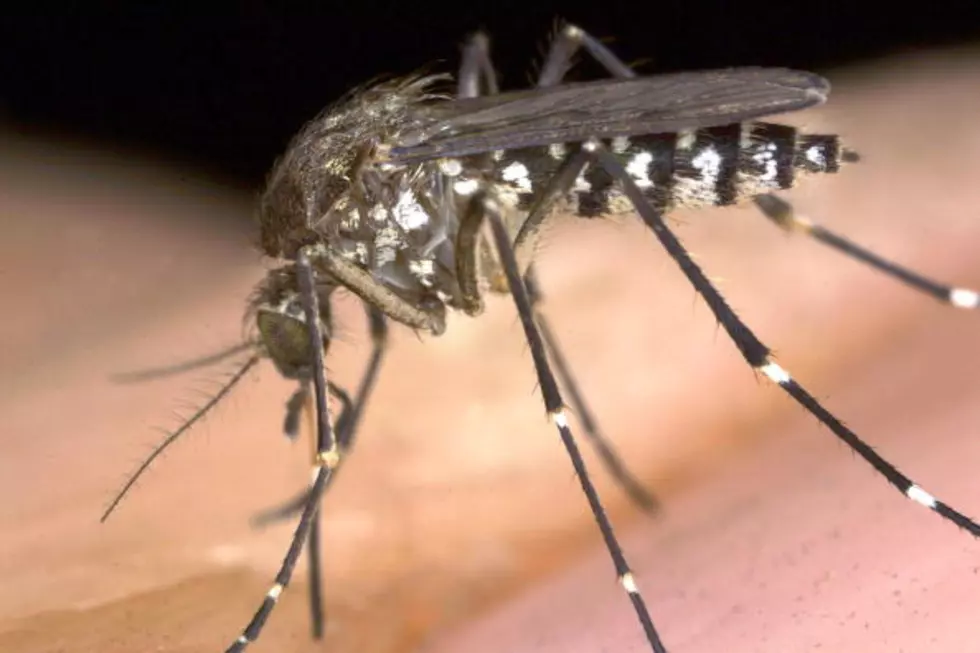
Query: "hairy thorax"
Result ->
[[256, 75, 479, 310]]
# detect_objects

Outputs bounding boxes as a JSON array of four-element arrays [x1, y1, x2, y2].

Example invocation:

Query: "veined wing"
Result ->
[[389, 68, 829, 162]]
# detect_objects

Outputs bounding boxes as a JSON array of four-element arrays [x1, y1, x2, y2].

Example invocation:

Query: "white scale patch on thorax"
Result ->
[[501, 161, 533, 193], [369, 203, 387, 223], [438, 158, 462, 177], [371, 188, 429, 268], [453, 178, 479, 196], [408, 258, 436, 287], [393, 189, 429, 230]]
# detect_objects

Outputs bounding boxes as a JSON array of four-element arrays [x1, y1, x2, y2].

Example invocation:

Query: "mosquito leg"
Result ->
[[455, 194, 490, 315], [251, 487, 312, 527], [477, 191, 668, 653], [754, 192, 980, 309], [454, 29, 660, 513], [336, 304, 389, 444], [305, 306, 388, 640], [453, 29, 503, 315], [301, 381, 334, 639], [461, 22, 636, 102], [537, 23, 637, 87], [511, 148, 591, 267], [454, 144, 659, 514], [457, 30, 498, 98], [252, 382, 353, 638], [252, 306, 389, 638], [588, 142, 980, 537], [302, 379, 371, 639], [307, 488, 325, 639], [252, 305, 389, 527], [455, 146, 593, 319], [282, 382, 309, 439], [250, 383, 354, 529], [524, 268, 660, 513], [226, 247, 341, 653]]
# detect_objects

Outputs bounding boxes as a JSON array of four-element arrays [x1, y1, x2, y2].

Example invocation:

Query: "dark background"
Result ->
[[3, 3, 979, 188]]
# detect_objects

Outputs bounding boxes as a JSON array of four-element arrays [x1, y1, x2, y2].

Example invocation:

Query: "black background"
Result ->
[[3, 3, 978, 187]]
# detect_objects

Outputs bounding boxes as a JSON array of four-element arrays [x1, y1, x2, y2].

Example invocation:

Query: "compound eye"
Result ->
[[256, 304, 312, 381], [255, 290, 332, 381]]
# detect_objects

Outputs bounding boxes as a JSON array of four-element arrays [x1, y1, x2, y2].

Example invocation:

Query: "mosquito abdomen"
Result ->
[[488, 121, 850, 218]]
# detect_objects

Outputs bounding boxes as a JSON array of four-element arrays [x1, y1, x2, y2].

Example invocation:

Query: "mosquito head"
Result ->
[[250, 266, 333, 381]]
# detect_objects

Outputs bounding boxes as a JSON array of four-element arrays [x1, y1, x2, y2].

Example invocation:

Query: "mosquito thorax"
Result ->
[[255, 74, 467, 315], [256, 74, 453, 262]]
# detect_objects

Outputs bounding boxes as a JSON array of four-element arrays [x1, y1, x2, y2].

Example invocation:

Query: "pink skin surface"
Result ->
[[1, 51, 978, 653]]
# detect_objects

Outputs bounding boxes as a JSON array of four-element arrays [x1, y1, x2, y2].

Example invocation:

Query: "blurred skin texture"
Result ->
[[1, 50, 978, 653]]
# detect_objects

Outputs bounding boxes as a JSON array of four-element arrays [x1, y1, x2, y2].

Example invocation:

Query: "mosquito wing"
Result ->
[[389, 68, 829, 162]]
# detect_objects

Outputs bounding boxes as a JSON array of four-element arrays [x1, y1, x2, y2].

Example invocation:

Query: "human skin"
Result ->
[[1, 49, 978, 653]]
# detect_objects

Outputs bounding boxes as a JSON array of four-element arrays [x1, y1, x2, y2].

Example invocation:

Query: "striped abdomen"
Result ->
[[489, 121, 850, 218]]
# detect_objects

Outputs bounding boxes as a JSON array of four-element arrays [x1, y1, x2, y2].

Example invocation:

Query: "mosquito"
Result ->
[[105, 23, 979, 653]]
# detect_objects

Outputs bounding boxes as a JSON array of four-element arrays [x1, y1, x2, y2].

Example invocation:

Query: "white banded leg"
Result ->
[[226, 248, 340, 653], [754, 193, 980, 310], [456, 27, 661, 514], [588, 142, 979, 537], [480, 192, 668, 653]]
